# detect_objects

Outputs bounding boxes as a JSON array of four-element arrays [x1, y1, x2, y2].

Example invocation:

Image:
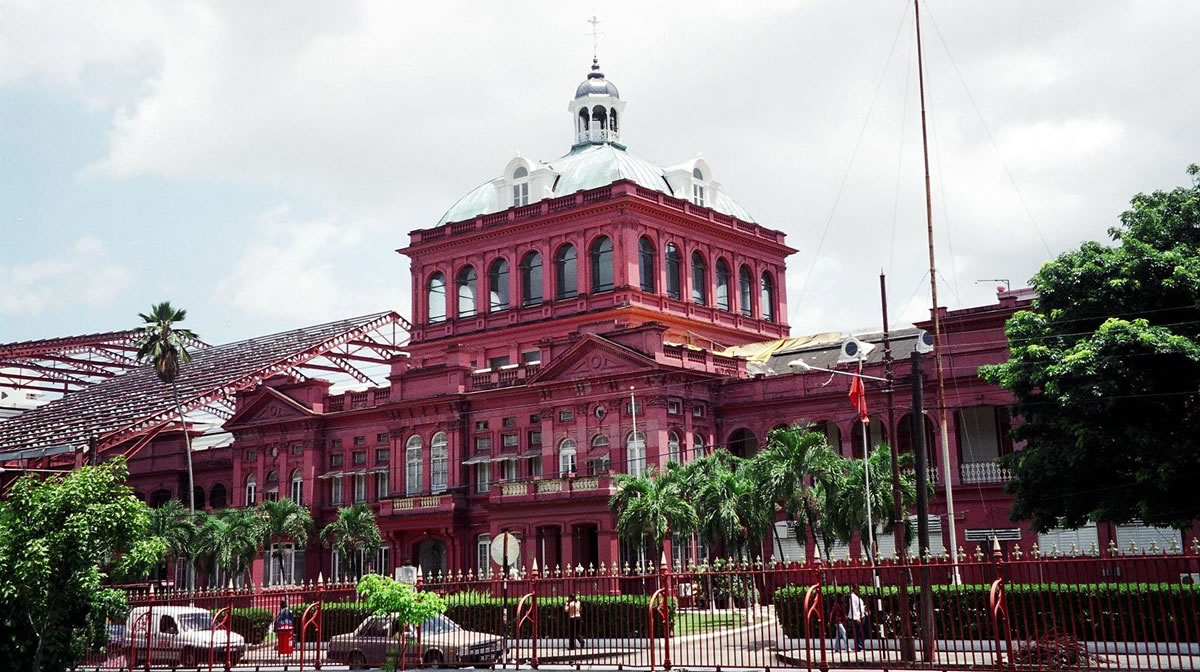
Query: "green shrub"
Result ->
[[229, 608, 273, 644], [774, 582, 1200, 643], [444, 594, 675, 639]]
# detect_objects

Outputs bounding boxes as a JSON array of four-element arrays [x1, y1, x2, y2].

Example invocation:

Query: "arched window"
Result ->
[[591, 434, 609, 450], [638, 237, 656, 292], [610, 108, 619, 133], [590, 236, 614, 293], [210, 483, 227, 509], [692, 434, 707, 459], [626, 431, 646, 476], [728, 428, 758, 458], [578, 108, 590, 132], [245, 475, 257, 506], [520, 251, 543, 306], [760, 271, 776, 323], [592, 105, 607, 130], [738, 265, 753, 318], [430, 432, 448, 494], [291, 469, 303, 504], [428, 272, 447, 324], [559, 438, 577, 476], [690, 251, 708, 306], [193, 487, 205, 510], [555, 244, 577, 300], [667, 431, 682, 464], [665, 243, 682, 300], [405, 435, 423, 496], [512, 166, 529, 206], [715, 259, 731, 312], [488, 258, 510, 312], [456, 266, 477, 318], [692, 167, 706, 207]]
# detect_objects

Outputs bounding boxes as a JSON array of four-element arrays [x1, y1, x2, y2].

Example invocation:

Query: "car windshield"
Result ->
[[177, 613, 216, 631], [420, 615, 460, 634]]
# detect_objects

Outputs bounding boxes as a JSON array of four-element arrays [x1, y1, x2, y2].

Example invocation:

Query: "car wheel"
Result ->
[[179, 647, 198, 668], [424, 649, 445, 667], [349, 651, 367, 669]]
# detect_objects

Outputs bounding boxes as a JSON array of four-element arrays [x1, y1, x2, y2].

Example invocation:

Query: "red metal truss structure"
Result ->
[[0, 311, 410, 462], [0, 330, 147, 393]]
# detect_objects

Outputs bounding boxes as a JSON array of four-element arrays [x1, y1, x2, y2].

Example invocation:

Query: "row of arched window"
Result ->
[[556, 431, 708, 476], [426, 236, 777, 323]]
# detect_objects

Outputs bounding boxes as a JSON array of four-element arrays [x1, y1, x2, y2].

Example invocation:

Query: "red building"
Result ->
[[2, 61, 1190, 586]]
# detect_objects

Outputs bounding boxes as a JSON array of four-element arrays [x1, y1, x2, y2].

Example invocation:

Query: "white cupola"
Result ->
[[568, 59, 626, 147]]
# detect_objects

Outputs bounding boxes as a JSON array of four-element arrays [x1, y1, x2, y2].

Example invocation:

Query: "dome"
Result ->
[[574, 59, 619, 99]]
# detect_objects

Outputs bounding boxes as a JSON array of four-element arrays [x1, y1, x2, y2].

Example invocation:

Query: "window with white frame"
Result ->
[[266, 542, 304, 586], [331, 477, 343, 505], [627, 431, 646, 476], [375, 546, 391, 576], [512, 166, 529, 206], [1115, 521, 1183, 554], [667, 399, 681, 415], [406, 435, 423, 495], [667, 431, 681, 464], [559, 438, 577, 476], [1038, 523, 1099, 556], [290, 470, 303, 504], [430, 432, 448, 494], [475, 462, 490, 493], [245, 474, 257, 505], [693, 433, 707, 459], [477, 535, 492, 575], [501, 458, 519, 482], [353, 473, 366, 502], [375, 470, 389, 500]]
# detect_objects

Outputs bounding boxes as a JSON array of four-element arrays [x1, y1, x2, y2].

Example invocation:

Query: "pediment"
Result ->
[[529, 336, 658, 384], [226, 387, 315, 427]]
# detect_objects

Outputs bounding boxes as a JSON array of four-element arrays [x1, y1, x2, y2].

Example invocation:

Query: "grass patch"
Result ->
[[674, 611, 747, 636]]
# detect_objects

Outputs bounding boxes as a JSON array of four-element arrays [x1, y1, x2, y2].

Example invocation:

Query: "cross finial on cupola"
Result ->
[[569, 16, 626, 148]]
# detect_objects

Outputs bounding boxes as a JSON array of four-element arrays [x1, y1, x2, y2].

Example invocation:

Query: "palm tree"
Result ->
[[752, 425, 844, 562], [608, 466, 699, 567], [134, 302, 200, 586], [259, 498, 314, 585], [830, 444, 923, 559], [693, 460, 771, 562], [197, 508, 263, 586], [320, 503, 382, 581], [148, 499, 195, 582]]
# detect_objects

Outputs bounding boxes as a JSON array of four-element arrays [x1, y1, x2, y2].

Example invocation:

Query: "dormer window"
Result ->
[[512, 166, 529, 207], [692, 167, 706, 207]]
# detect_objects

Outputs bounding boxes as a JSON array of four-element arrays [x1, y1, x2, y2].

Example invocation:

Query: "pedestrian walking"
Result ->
[[830, 597, 849, 653], [565, 593, 585, 650], [848, 586, 868, 652]]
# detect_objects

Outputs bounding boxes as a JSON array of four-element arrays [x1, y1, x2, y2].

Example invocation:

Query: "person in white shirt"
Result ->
[[848, 586, 868, 652]]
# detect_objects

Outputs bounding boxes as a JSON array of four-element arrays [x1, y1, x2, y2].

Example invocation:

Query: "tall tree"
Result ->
[[134, 302, 200, 587], [0, 459, 164, 672], [828, 444, 921, 558], [981, 165, 1200, 532], [751, 426, 843, 562], [320, 503, 382, 580], [608, 466, 699, 565], [197, 508, 262, 586], [147, 499, 195, 582], [693, 456, 771, 562], [258, 498, 314, 585]]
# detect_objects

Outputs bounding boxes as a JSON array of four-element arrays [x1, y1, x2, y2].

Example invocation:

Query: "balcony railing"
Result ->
[[960, 461, 1012, 484]]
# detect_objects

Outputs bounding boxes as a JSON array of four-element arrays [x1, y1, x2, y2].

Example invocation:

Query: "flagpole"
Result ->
[[859, 357, 875, 560]]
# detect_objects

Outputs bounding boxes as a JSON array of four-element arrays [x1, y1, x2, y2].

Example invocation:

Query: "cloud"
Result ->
[[211, 205, 406, 323], [0, 236, 132, 315]]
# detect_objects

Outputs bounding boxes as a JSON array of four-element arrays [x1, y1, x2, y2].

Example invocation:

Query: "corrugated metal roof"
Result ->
[[437, 144, 755, 226]]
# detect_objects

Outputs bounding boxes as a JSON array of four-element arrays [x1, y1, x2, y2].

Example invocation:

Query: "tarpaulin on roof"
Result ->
[[718, 333, 843, 364]]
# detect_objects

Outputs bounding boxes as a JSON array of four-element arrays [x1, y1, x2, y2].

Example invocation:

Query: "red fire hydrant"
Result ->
[[277, 624, 294, 655]]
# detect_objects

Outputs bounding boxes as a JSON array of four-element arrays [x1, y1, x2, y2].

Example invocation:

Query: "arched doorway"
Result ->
[[416, 539, 447, 577], [728, 428, 757, 458]]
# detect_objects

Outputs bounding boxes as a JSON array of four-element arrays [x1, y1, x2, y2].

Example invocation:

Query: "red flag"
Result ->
[[848, 375, 869, 423]]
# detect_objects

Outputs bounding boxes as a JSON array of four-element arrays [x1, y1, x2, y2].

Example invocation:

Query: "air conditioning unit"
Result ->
[[837, 337, 876, 364], [915, 330, 935, 354], [395, 565, 418, 585]]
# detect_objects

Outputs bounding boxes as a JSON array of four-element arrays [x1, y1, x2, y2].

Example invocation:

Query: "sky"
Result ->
[[2, 1, 1198, 346]]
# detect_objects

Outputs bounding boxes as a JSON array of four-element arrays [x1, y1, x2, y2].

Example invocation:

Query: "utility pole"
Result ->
[[911, 350, 936, 661], [882, 272, 914, 662]]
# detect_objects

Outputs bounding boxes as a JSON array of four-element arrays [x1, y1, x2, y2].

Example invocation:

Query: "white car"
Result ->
[[124, 606, 246, 668], [328, 613, 504, 668]]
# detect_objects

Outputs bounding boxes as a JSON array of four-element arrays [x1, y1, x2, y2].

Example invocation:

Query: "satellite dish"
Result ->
[[915, 330, 935, 354]]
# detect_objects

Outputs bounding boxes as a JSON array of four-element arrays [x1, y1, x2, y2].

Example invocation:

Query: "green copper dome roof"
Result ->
[[437, 144, 755, 226]]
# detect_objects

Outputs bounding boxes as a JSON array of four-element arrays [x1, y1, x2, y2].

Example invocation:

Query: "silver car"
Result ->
[[328, 613, 503, 668]]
